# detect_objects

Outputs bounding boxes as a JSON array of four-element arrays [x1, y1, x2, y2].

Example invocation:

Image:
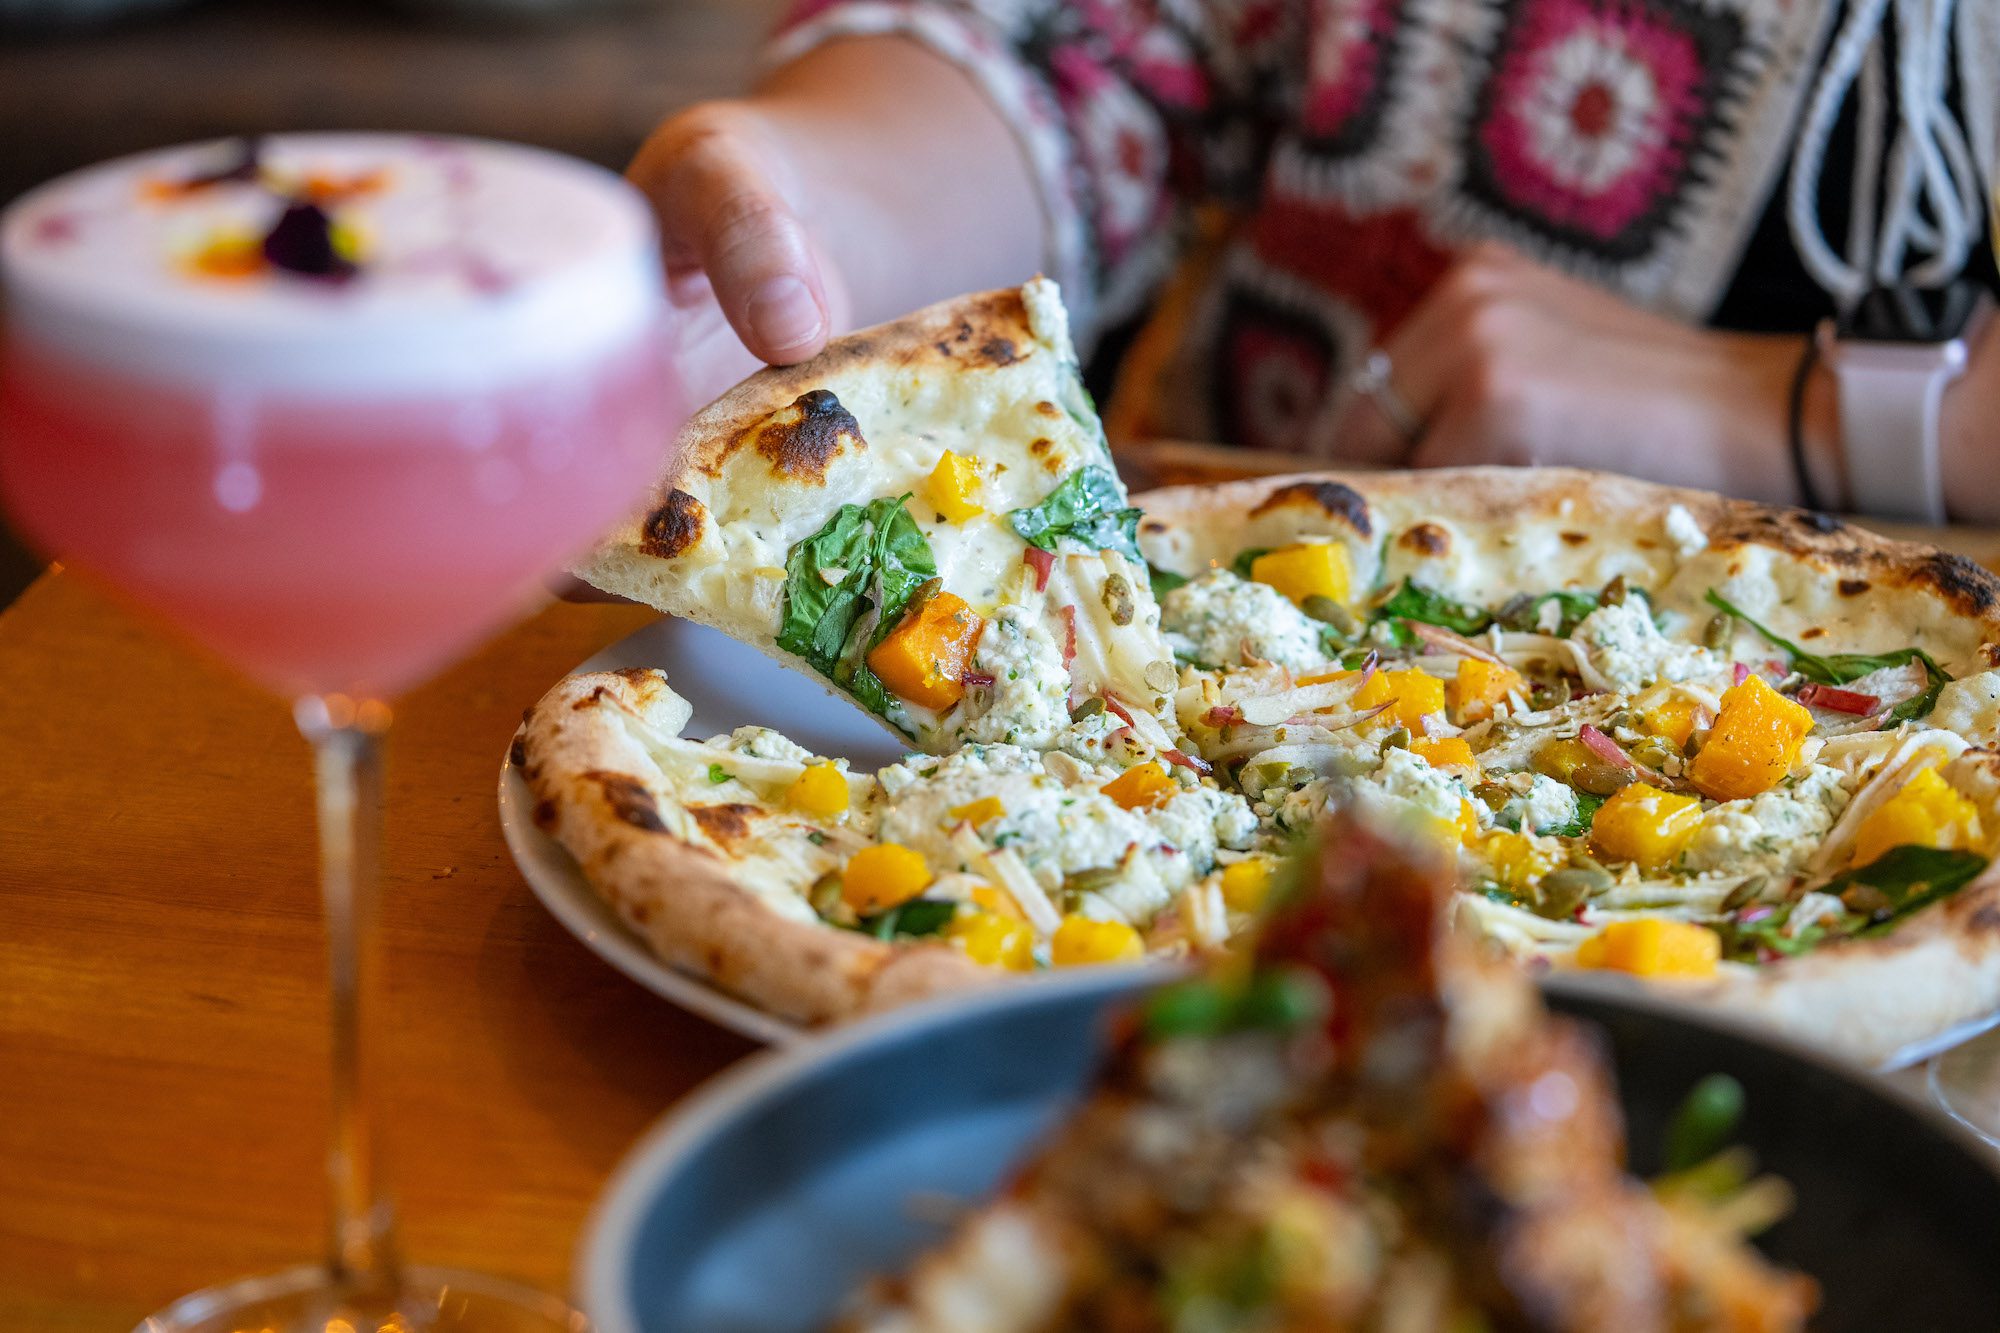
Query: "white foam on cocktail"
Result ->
[[0, 133, 662, 395]]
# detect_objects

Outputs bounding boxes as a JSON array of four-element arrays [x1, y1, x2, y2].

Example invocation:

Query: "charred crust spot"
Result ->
[[690, 802, 760, 848], [1966, 904, 2000, 935], [572, 685, 610, 710], [508, 736, 527, 768], [613, 666, 662, 684], [639, 489, 706, 560], [532, 799, 558, 831], [1798, 510, 1844, 534], [1034, 400, 1061, 417], [744, 389, 864, 484], [1141, 519, 1168, 534], [1982, 643, 2000, 669], [1559, 530, 1589, 546], [1248, 480, 1373, 538], [977, 337, 1022, 366], [586, 771, 667, 833], [1029, 437, 1053, 457], [1918, 551, 2000, 617], [1839, 578, 1872, 597], [1800, 627, 1826, 640], [1398, 522, 1451, 557]]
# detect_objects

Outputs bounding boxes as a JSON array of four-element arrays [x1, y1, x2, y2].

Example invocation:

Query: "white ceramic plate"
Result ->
[[497, 615, 910, 1047]]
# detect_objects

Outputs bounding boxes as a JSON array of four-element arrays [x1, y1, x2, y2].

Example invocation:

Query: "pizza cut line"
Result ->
[[520, 281, 2000, 1063]]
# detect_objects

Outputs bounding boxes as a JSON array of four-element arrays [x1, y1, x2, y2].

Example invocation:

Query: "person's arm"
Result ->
[[630, 36, 1042, 373], [1330, 242, 1997, 520]]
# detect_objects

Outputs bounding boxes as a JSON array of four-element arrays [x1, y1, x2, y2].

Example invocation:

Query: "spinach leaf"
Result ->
[[861, 897, 959, 940], [1149, 563, 1190, 600], [777, 496, 937, 723], [1230, 547, 1272, 579], [1719, 906, 1827, 963], [1497, 589, 1600, 637], [1539, 792, 1604, 839], [1375, 578, 1492, 635], [1703, 589, 1950, 723], [1007, 466, 1143, 561], [1663, 1074, 1746, 1172], [1828, 845, 1988, 936], [1142, 965, 1326, 1039], [706, 763, 732, 785]]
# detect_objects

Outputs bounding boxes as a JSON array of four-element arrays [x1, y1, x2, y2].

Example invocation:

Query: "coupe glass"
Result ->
[[0, 134, 685, 1330]]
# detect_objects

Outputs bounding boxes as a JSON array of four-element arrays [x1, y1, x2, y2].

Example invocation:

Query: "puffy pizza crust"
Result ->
[[576, 280, 1114, 719], [1140, 467, 2000, 1065], [517, 667, 996, 1027]]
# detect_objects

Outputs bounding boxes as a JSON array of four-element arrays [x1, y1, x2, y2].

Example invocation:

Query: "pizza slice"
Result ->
[[840, 810, 1816, 1332], [576, 280, 1185, 759]]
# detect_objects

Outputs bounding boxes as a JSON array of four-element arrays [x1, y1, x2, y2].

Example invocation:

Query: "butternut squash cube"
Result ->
[[1051, 914, 1145, 966], [866, 590, 984, 712], [1102, 760, 1175, 811], [1481, 830, 1560, 889], [924, 449, 984, 522], [842, 843, 933, 915], [1574, 918, 1721, 979], [1410, 735, 1480, 775], [1686, 675, 1813, 802], [1249, 542, 1352, 607], [1219, 858, 1274, 913], [1590, 784, 1704, 871], [1452, 657, 1525, 725], [1851, 766, 1981, 867], [948, 795, 1007, 827], [947, 911, 1036, 970], [1351, 668, 1448, 732], [1641, 695, 1707, 749], [786, 761, 849, 818]]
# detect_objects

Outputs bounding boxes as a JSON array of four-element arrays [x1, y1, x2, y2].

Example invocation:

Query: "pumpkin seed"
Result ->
[[1101, 573, 1136, 626], [1143, 659, 1178, 692], [1302, 596, 1358, 636], [1382, 727, 1412, 751], [1538, 867, 1610, 917], [1721, 877, 1767, 913], [1069, 696, 1107, 721], [1703, 613, 1734, 650]]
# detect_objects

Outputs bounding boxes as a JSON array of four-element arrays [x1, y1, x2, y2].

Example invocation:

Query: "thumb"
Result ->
[[629, 106, 832, 365]]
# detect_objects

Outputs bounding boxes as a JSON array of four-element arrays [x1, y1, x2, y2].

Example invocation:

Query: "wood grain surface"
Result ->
[[0, 571, 757, 1331]]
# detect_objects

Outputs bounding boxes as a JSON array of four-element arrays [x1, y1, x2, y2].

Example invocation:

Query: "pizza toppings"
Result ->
[[867, 588, 985, 712], [923, 449, 984, 522], [1244, 540, 1351, 607], [1686, 676, 1815, 801]]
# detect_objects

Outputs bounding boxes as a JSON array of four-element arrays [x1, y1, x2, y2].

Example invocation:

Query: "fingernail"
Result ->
[[746, 275, 824, 352]]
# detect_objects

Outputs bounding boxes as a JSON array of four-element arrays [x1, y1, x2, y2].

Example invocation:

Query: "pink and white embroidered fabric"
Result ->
[[769, 0, 1835, 454]]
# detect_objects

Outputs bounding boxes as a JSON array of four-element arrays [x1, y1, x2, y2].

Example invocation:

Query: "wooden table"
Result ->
[[6, 499, 1998, 1331], [0, 570, 758, 1332]]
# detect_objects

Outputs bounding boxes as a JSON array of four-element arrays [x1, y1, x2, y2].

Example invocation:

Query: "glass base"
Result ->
[[1929, 1027, 2000, 1150], [134, 1264, 586, 1333]]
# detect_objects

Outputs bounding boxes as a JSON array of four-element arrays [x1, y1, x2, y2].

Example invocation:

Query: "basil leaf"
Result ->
[[1230, 547, 1272, 579], [1541, 792, 1604, 839], [1007, 466, 1143, 561], [706, 763, 732, 785], [777, 496, 937, 725], [1375, 578, 1491, 635], [1664, 1073, 1746, 1172], [1719, 907, 1827, 963], [1149, 563, 1190, 600], [1828, 845, 1988, 935], [1703, 589, 1951, 722], [863, 897, 958, 940]]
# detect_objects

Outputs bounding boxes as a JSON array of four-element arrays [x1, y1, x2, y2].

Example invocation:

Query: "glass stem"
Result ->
[[297, 695, 400, 1307]]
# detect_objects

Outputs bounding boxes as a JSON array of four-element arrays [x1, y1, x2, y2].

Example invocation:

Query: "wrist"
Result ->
[[1793, 327, 1848, 511]]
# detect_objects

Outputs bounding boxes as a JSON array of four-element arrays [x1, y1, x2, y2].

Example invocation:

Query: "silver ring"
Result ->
[[1349, 348, 1419, 441]]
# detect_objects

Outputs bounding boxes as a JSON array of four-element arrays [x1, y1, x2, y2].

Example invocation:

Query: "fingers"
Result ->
[[629, 104, 832, 365]]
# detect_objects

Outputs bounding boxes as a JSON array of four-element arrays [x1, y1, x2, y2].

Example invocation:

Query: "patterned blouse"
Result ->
[[770, 1, 1994, 455]]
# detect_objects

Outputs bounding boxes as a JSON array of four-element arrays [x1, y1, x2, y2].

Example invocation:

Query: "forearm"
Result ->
[[752, 37, 1045, 325], [1942, 321, 2000, 525]]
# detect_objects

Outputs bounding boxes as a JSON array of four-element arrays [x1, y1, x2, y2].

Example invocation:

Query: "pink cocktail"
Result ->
[[0, 134, 683, 1332], [1, 133, 677, 700]]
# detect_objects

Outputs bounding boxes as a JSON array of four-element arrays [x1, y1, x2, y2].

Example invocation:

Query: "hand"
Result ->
[[1326, 243, 1823, 505], [629, 100, 852, 396]]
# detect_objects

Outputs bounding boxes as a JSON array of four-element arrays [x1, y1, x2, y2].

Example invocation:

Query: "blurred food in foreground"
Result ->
[[843, 810, 1815, 1333]]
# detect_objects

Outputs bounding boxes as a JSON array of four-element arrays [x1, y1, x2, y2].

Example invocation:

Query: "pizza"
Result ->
[[519, 281, 2000, 1062], [838, 812, 1817, 1333]]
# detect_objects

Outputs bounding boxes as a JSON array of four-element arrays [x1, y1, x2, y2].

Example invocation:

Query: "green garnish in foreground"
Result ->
[[777, 495, 937, 725], [1664, 1073, 1746, 1172], [1142, 965, 1328, 1039], [1007, 466, 1143, 562], [862, 898, 958, 941], [1720, 845, 1988, 961], [1704, 589, 1950, 723]]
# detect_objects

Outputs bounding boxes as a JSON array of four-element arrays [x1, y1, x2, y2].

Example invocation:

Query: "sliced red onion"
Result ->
[[1103, 695, 1137, 728], [1205, 705, 1240, 726], [1736, 904, 1776, 925], [1404, 619, 1506, 665], [1163, 747, 1213, 775], [1731, 662, 1751, 686], [1578, 723, 1636, 772], [1060, 605, 1077, 668], [1797, 682, 1879, 715], [960, 670, 997, 688], [1023, 547, 1054, 592], [1353, 650, 1380, 695]]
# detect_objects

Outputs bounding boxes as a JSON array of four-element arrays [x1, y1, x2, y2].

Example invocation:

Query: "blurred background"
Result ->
[[0, 0, 785, 607]]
